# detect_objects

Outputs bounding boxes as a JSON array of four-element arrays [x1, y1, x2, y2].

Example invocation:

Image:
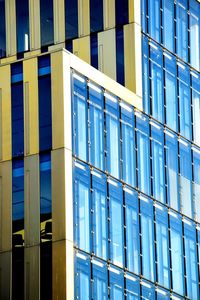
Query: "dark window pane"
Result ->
[[40, 0, 54, 47], [0, 0, 6, 58], [115, 0, 128, 26], [65, 0, 78, 40], [116, 27, 124, 85], [90, 0, 103, 33], [91, 33, 98, 69], [16, 0, 30, 53]]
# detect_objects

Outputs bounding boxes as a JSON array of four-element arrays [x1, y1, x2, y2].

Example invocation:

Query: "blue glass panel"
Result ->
[[92, 171, 107, 260], [115, 0, 128, 26], [164, 52, 178, 131], [125, 273, 140, 300], [148, 0, 161, 42], [125, 188, 140, 274], [88, 82, 104, 170], [65, 0, 78, 40], [11, 82, 24, 157], [150, 42, 164, 122], [12, 159, 24, 228], [140, 196, 155, 281], [141, 281, 155, 300], [136, 112, 151, 195], [92, 259, 108, 299], [16, 0, 29, 53], [178, 63, 191, 140], [116, 28, 124, 85], [90, 0, 103, 33], [176, 0, 188, 62], [11, 62, 23, 83], [155, 204, 170, 288], [75, 252, 91, 300], [109, 266, 124, 300], [40, 153, 51, 242], [90, 33, 98, 69], [165, 130, 179, 210], [156, 288, 170, 300], [38, 54, 51, 76], [109, 179, 124, 267], [40, 0, 54, 47], [141, 0, 147, 33], [193, 148, 200, 222], [170, 212, 184, 295], [142, 35, 150, 114], [189, 0, 200, 71], [38, 75, 52, 151], [105, 93, 120, 178], [72, 73, 88, 161], [191, 71, 200, 146], [0, 0, 6, 58], [179, 139, 193, 218], [121, 103, 136, 187], [197, 230, 200, 275], [74, 161, 90, 252], [151, 121, 165, 203], [184, 220, 199, 300], [162, 0, 174, 52]]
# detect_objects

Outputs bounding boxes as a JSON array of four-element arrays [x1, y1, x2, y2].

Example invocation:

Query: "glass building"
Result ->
[[0, 1, 200, 300]]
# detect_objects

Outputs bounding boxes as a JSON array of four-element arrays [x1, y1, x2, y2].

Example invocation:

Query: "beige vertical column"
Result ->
[[51, 50, 74, 300], [29, 0, 41, 51], [78, 0, 90, 37], [0, 65, 11, 162], [23, 58, 39, 156], [73, 36, 91, 64], [98, 29, 116, 80], [24, 154, 40, 300], [0, 160, 12, 300], [53, 0, 65, 45], [5, 0, 17, 57], [103, 0, 115, 30], [124, 0, 142, 98]]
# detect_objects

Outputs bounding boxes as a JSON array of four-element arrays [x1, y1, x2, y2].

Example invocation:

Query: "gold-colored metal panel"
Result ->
[[0, 161, 12, 252], [0, 55, 17, 65], [53, 0, 65, 44], [24, 154, 40, 246], [103, 0, 115, 29], [129, 0, 141, 25], [24, 49, 41, 59], [0, 251, 12, 300], [73, 36, 91, 64], [78, 0, 90, 37], [98, 29, 116, 81], [29, 0, 41, 50], [52, 240, 74, 300], [5, 0, 17, 56], [51, 51, 72, 150], [24, 246, 40, 300], [124, 23, 142, 98], [0, 65, 11, 162], [23, 58, 39, 156]]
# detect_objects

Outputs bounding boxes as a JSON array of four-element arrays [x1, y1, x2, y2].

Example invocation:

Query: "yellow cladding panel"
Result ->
[[0, 65, 11, 161], [129, 0, 141, 25], [78, 0, 90, 36], [0, 160, 12, 252], [29, 0, 41, 50], [25, 246, 40, 300], [5, 0, 17, 56], [98, 29, 116, 81], [124, 23, 142, 98], [53, 0, 65, 44], [23, 58, 39, 156], [73, 36, 91, 64], [103, 0, 115, 29]]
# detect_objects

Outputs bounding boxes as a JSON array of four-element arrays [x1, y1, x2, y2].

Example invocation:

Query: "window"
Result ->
[[74, 161, 90, 252], [40, 0, 54, 47], [125, 273, 140, 300], [116, 28, 125, 85], [16, 0, 29, 53], [75, 252, 91, 300], [121, 102, 136, 187], [72, 73, 88, 161], [176, 0, 188, 62], [193, 147, 200, 222], [109, 266, 124, 300], [0, 0, 6, 58], [136, 112, 151, 195], [141, 281, 155, 300], [140, 196, 155, 281], [162, 0, 174, 52], [92, 171, 107, 260], [90, 33, 98, 69], [148, 0, 161, 42], [90, 0, 103, 33], [115, 0, 128, 26], [125, 188, 140, 274], [156, 288, 170, 300], [189, 0, 200, 71], [92, 259, 108, 299], [88, 82, 104, 170], [109, 179, 124, 267], [191, 71, 200, 146], [65, 0, 78, 40], [105, 93, 120, 178], [142, 35, 150, 115]]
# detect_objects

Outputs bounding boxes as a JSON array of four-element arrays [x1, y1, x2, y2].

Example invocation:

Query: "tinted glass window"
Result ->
[[16, 0, 29, 53], [0, 0, 6, 58], [40, 0, 54, 47]]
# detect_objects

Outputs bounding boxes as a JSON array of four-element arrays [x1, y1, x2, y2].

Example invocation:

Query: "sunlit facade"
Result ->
[[0, 1, 200, 300]]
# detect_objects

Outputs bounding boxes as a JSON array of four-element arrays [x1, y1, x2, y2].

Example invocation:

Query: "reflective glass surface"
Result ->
[[16, 0, 29, 53], [0, 0, 6, 58]]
